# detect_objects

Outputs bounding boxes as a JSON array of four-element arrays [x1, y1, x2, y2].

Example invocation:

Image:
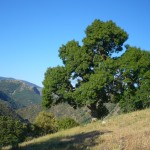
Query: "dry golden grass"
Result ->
[[94, 109, 150, 150], [3, 108, 150, 150]]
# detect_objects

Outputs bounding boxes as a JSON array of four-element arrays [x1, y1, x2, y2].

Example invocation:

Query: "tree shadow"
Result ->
[[19, 130, 112, 150]]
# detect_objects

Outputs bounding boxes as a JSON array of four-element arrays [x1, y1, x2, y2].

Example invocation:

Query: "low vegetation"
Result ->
[[0, 111, 80, 149], [34, 111, 57, 135], [33, 111, 80, 135], [0, 116, 28, 149], [57, 117, 79, 130], [2, 108, 149, 150]]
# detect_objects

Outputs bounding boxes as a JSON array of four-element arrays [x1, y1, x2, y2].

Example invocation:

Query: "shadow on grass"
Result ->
[[18, 130, 111, 150]]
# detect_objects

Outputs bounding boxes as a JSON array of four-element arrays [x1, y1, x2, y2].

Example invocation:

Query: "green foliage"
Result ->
[[42, 19, 128, 118], [118, 47, 150, 112], [42, 19, 149, 118], [83, 20, 128, 56], [0, 116, 27, 148], [42, 66, 76, 109], [57, 117, 79, 130], [34, 111, 57, 135]]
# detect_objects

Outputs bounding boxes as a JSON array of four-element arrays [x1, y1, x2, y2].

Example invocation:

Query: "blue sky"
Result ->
[[0, 0, 150, 87]]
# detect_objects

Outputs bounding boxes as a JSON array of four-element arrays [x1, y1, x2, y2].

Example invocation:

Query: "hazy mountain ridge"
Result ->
[[0, 77, 41, 88], [0, 77, 43, 122], [0, 78, 42, 107], [0, 77, 42, 93], [0, 77, 16, 81]]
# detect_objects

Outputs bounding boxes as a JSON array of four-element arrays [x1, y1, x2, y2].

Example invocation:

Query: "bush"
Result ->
[[57, 118, 79, 130], [0, 116, 27, 148], [34, 111, 57, 135]]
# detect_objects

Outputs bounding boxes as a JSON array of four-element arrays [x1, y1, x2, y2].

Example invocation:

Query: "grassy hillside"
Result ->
[[4, 108, 149, 150]]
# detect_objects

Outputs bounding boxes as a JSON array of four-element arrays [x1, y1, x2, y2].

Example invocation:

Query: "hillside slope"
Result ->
[[7, 108, 150, 150], [0, 100, 24, 121]]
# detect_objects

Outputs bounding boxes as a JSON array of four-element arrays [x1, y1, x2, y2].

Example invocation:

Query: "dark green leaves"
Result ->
[[0, 116, 27, 148], [42, 66, 72, 107], [42, 19, 149, 118], [83, 19, 128, 56], [118, 47, 150, 112]]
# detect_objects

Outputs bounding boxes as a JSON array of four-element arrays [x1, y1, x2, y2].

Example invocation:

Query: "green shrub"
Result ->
[[34, 111, 57, 135], [57, 118, 79, 130], [0, 116, 27, 148]]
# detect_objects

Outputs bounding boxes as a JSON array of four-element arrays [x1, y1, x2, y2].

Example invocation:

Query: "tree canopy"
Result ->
[[42, 19, 150, 118]]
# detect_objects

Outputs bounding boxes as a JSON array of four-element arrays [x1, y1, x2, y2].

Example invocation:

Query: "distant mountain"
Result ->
[[20, 80, 41, 88], [0, 77, 42, 90], [21, 80, 42, 95], [0, 78, 42, 108], [0, 77, 16, 81], [0, 77, 43, 122]]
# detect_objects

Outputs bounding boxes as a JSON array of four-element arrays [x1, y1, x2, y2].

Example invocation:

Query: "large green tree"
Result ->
[[42, 19, 128, 118]]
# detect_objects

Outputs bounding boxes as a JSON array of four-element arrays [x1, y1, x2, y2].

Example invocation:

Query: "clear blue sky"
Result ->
[[0, 0, 150, 87]]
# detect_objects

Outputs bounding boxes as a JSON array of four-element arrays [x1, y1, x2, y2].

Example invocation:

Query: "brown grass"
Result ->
[[2, 108, 150, 150], [94, 109, 150, 150]]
